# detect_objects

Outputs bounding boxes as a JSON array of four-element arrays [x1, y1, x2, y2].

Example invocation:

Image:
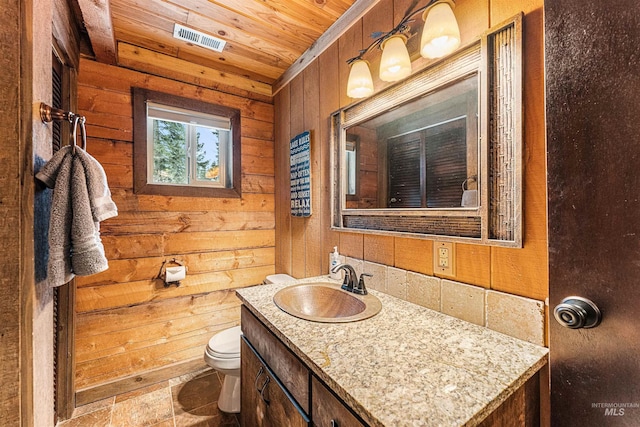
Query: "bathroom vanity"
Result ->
[[237, 277, 548, 426]]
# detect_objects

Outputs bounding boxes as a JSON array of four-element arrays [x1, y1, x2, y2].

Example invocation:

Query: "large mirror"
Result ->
[[345, 74, 478, 210], [331, 15, 523, 247]]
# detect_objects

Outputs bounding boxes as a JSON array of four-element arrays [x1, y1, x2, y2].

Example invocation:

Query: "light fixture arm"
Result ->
[[346, 0, 447, 65], [346, 0, 460, 98]]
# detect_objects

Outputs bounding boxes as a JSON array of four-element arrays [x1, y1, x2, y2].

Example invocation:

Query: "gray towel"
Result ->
[[70, 155, 109, 276], [39, 150, 74, 285], [36, 145, 118, 286], [75, 148, 118, 222], [36, 145, 73, 188]]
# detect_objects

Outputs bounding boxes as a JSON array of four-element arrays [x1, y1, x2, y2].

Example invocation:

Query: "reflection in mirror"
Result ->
[[345, 135, 358, 196], [344, 75, 478, 210]]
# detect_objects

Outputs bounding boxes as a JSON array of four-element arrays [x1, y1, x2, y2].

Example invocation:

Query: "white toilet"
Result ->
[[204, 325, 242, 413], [204, 274, 295, 413]]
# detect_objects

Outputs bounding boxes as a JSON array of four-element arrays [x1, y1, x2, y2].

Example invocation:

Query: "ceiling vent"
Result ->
[[173, 24, 227, 52]]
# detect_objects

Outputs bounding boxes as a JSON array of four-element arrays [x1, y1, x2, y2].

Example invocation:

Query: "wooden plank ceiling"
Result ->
[[75, 0, 365, 97]]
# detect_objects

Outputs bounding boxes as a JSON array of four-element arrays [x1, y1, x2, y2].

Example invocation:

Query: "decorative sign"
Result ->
[[290, 131, 312, 217]]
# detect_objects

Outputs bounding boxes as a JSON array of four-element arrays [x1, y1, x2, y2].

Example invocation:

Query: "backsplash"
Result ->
[[343, 256, 547, 347]]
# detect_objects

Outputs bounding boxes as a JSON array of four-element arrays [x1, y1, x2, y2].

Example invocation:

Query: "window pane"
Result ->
[[195, 126, 222, 183], [152, 119, 188, 184]]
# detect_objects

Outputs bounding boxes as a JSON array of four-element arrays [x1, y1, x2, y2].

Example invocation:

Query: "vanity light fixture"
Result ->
[[379, 34, 412, 82], [346, 0, 461, 98], [346, 59, 375, 98]]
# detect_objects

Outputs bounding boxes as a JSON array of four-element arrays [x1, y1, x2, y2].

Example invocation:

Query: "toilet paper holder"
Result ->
[[158, 258, 188, 287]]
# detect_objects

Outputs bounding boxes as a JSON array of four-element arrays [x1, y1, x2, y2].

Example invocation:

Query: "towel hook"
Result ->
[[71, 115, 87, 154], [40, 103, 87, 154]]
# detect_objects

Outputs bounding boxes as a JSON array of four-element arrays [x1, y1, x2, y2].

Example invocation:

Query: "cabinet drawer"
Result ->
[[241, 305, 310, 414], [312, 376, 366, 427], [241, 338, 309, 427]]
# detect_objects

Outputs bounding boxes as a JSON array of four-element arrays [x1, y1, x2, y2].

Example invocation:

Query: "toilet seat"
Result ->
[[206, 325, 241, 355], [203, 325, 243, 414], [205, 326, 242, 370]]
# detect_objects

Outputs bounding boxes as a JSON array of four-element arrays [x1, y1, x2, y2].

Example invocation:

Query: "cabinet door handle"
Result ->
[[254, 366, 264, 392], [259, 375, 271, 405], [330, 420, 339, 427]]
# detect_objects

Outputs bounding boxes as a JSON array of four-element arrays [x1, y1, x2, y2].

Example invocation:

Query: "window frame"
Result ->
[[133, 88, 242, 198]]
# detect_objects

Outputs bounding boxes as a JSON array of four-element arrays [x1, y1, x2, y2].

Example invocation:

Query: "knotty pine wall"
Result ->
[[75, 59, 275, 402], [275, 0, 547, 302]]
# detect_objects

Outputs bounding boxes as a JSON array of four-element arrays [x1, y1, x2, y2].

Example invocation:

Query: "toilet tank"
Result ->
[[264, 274, 296, 285]]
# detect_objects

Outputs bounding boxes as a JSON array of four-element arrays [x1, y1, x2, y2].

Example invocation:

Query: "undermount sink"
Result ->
[[273, 282, 382, 323]]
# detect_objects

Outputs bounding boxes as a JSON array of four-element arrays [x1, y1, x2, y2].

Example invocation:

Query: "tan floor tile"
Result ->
[[110, 387, 174, 427], [70, 396, 114, 419], [169, 367, 213, 387], [57, 407, 112, 427], [175, 416, 238, 427], [174, 402, 228, 427], [175, 402, 240, 427], [115, 381, 170, 403], [61, 367, 239, 427], [212, 413, 240, 427], [172, 371, 222, 414], [149, 420, 176, 427]]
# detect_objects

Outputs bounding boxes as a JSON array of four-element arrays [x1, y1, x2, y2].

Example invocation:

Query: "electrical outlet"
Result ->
[[434, 241, 455, 277]]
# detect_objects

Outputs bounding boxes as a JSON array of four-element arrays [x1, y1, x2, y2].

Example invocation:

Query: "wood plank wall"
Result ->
[[275, 0, 548, 302], [75, 59, 275, 399], [2, 0, 79, 423], [1, 1, 24, 424]]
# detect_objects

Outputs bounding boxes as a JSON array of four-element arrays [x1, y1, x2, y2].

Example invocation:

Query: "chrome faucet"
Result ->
[[330, 264, 372, 295]]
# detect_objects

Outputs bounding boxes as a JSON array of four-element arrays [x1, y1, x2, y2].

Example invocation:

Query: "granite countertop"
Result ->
[[236, 276, 549, 427]]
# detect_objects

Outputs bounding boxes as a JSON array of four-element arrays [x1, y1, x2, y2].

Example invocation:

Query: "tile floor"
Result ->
[[57, 368, 240, 427]]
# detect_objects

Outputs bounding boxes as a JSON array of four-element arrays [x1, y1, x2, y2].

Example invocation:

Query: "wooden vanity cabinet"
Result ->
[[241, 306, 309, 413], [240, 305, 541, 426], [241, 306, 367, 427], [240, 338, 309, 427], [312, 376, 366, 427]]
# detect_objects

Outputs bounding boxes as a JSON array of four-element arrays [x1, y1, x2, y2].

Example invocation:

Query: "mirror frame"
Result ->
[[331, 14, 523, 247]]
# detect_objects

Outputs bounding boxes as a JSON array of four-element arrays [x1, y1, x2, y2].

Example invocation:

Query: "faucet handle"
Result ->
[[354, 273, 372, 295]]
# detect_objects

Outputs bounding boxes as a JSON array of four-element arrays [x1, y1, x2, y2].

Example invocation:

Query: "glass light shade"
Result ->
[[379, 35, 412, 82], [346, 60, 374, 98], [420, 1, 461, 59]]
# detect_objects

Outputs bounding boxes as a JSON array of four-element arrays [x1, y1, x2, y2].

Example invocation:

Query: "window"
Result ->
[[133, 88, 241, 198]]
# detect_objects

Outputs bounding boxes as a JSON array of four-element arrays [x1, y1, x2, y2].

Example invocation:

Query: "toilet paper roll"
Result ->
[[165, 266, 186, 282]]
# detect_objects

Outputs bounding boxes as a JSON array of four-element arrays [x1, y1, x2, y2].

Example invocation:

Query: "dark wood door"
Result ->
[[546, 0, 640, 425]]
